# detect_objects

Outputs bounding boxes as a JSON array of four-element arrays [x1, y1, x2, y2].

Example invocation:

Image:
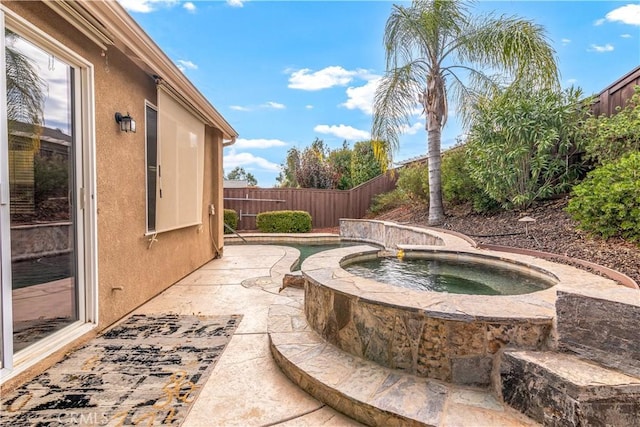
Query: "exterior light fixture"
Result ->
[[115, 112, 136, 133]]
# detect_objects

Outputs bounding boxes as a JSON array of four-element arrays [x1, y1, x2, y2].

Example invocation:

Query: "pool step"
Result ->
[[268, 298, 539, 427], [499, 350, 640, 427]]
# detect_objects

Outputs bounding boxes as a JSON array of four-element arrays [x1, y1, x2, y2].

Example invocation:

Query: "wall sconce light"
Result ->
[[115, 112, 136, 133]]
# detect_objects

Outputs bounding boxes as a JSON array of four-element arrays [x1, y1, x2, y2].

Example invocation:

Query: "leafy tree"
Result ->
[[295, 141, 334, 189], [226, 166, 258, 186], [466, 86, 587, 209], [278, 138, 382, 189], [327, 141, 352, 190], [277, 147, 301, 188], [372, 0, 558, 225], [351, 140, 383, 187], [582, 85, 640, 166]]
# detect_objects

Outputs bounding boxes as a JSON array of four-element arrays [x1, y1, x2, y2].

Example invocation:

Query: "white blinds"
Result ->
[[155, 87, 205, 233]]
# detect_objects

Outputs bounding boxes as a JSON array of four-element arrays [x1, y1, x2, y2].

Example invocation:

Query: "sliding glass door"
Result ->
[[1, 8, 96, 376]]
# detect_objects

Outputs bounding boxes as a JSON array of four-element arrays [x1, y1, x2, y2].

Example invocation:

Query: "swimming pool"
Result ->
[[272, 242, 361, 270]]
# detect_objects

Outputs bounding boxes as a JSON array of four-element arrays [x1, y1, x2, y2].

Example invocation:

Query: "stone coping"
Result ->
[[302, 241, 633, 321], [301, 245, 561, 322], [225, 233, 341, 245]]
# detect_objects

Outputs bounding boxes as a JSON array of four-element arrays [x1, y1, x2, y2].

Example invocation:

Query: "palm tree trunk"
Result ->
[[427, 127, 444, 225], [425, 72, 445, 226]]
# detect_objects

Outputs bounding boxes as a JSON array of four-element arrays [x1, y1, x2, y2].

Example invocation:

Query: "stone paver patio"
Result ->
[[4, 243, 545, 426], [135, 244, 363, 426]]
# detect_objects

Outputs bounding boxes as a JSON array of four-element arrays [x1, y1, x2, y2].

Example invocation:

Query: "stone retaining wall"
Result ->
[[557, 291, 640, 377], [11, 223, 72, 261], [340, 219, 444, 248]]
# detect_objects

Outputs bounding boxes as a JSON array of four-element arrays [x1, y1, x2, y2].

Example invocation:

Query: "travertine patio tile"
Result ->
[[181, 334, 323, 427], [275, 406, 365, 426], [177, 268, 271, 285]]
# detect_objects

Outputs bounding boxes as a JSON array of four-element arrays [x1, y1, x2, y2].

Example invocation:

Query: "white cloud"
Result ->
[[594, 18, 606, 26], [341, 77, 381, 115], [589, 43, 614, 52], [400, 122, 423, 135], [176, 59, 198, 72], [230, 102, 285, 111], [621, 33, 633, 38], [227, 0, 246, 7], [262, 101, 286, 110], [561, 38, 571, 46], [117, 0, 178, 13], [223, 149, 280, 172], [288, 66, 371, 91], [314, 124, 370, 141], [566, 78, 578, 85], [605, 4, 640, 26], [305, 105, 314, 110], [234, 138, 288, 149], [183, 2, 196, 12]]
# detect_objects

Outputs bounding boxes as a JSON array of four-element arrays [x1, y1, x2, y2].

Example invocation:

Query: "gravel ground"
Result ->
[[373, 197, 640, 285]]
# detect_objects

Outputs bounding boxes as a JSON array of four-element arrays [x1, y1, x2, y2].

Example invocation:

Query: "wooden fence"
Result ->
[[591, 65, 640, 117], [223, 172, 398, 230]]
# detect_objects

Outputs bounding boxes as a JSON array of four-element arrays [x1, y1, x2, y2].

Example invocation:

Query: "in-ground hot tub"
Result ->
[[302, 245, 558, 386], [300, 220, 624, 386], [343, 251, 555, 296]]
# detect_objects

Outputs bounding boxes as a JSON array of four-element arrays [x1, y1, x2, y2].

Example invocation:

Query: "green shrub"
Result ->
[[223, 209, 238, 234], [397, 163, 429, 202], [566, 152, 640, 242], [466, 86, 587, 209], [367, 189, 407, 216], [583, 85, 640, 166], [441, 146, 477, 206], [471, 191, 502, 214], [34, 153, 69, 206], [256, 210, 312, 233]]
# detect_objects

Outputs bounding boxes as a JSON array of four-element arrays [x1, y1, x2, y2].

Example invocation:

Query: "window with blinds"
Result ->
[[146, 88, 205, 234]]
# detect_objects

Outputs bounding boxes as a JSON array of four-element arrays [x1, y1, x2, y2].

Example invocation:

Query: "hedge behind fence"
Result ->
[[223, 209, 238, 234], [256, 210, 312, 233]]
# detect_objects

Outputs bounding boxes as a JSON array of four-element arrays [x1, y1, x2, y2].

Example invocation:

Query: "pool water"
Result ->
[[344, 257, 550, 295], [275, 242, 361, 271]]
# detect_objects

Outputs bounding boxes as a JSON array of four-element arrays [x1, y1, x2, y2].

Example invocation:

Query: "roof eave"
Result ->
[[50, 0, 238, 141]]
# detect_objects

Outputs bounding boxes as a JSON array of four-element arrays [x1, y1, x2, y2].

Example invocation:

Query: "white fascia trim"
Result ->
[[44, 0, 114, 51]]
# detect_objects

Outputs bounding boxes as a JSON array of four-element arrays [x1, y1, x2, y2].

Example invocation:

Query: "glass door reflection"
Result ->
[[5, 30, 78, 353]]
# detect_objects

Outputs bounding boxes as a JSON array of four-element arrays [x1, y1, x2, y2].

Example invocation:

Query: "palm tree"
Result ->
[[5, 29, 46, 217], [372, 0, 559, 225], [5, 29, 45, 127]]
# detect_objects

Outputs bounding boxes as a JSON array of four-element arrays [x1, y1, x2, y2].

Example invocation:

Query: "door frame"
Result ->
[[0, 5, 98, 382]]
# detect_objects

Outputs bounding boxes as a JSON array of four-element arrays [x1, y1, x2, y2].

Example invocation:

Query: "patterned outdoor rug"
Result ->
[[1, 314, 242, 426]]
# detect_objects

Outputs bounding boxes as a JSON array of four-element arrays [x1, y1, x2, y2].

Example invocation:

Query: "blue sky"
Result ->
[[118, 0, 640, 187]]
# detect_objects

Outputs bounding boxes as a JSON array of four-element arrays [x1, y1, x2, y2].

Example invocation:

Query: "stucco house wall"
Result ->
[[1, 0, 235, 388]]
